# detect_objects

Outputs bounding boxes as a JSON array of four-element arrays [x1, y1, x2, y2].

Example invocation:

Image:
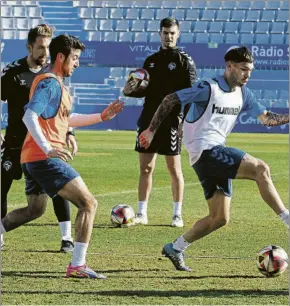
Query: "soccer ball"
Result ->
[[128, 68, 150, 90], [111, 204, 135, 227], [256, 245, 288, 277]]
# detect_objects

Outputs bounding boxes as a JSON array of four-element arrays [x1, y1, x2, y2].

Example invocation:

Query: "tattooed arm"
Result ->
[[139, 93, 181, 149], [258, 111, 289, 127], [148, 93, 181, 133]]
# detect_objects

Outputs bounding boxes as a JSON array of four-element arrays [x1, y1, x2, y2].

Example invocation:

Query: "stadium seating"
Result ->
[[185, 10, 199, 21], [270, 22, 286, 33], [3, 0, 287, 109], [216, 10, 230, 21], [179, 20, 192, 32], [193, 21, 208, 32], [147, 20, 160, 31], [115, 19, 130, 31], [225, 33, 239, 44], [156, 9, 170, 20], [245, 10, 260, 22], [208, 21, 223, 33], [171, 9, 185, 20], [195, 32, 209, 43], [240, 22, 254, 33], [206, 1, 223, 10], [255, 33, 269, 44], [149, 32, 160, 42], [1, 6, 13, 17], [162, 0, 177, 9], [255, 22, 270, 33], [222, 1, 236, 10], [270, 34, 284, 45], [209, 33, 224, 43], [224, 22, 239, 33], [180, 32, 194, 43]]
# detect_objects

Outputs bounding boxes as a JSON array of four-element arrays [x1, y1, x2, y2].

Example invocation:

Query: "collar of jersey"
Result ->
[[213, 75, 233, 93]]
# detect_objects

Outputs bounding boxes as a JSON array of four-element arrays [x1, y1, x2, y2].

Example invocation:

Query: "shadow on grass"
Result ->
[[22, 223, 172, 228], [1, 289, 288, 297], [2, 270, 268, 280]]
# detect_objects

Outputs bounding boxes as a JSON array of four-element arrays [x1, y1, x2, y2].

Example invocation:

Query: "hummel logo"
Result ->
[[3, 160, 12, 171], [19, 80, 26, 85]]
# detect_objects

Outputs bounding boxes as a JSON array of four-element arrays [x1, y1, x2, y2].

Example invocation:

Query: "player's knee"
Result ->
[[80, 193, 98, 213], [28, 203, 46, 219], [169, 167, 183, 180], [27, 194, 47, 219], [211, 215, 230, 229], [255, 160, 271, 181], [140, 164, 154, 176]]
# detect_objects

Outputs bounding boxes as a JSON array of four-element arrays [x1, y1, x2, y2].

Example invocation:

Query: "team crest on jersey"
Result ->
[[19, 79, 26, 85], [3, 160, 12, 171], [149, 63, 154, 68], [168, 62, 176, 70]]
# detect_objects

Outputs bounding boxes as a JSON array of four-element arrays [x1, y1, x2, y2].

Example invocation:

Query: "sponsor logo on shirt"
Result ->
[[3, 160, 12, 171], [168, 62, 176, 70], [212, 104, 241, 115]]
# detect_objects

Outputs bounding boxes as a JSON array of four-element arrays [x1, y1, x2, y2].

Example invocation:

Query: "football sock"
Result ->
[[59, 221, 73, 242], [172, 235, 191, 252], [71, 242, 88, 267], [0, 221, 6, 234], [173, 202, 182, 216], [137, 201, 148, 215], [279, 210, 289, 228]]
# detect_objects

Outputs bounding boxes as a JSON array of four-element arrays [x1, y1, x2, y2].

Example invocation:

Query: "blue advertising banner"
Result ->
[[1, 40, 289, 69], [1, 104, 288, 134]]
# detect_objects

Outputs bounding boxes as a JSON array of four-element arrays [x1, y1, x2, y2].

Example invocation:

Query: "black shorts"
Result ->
[[135, 124, 182, 156], [1, 147, 22, 180]]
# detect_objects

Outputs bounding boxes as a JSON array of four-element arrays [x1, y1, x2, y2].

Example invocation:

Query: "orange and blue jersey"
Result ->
[[21, 73, 72, 163]]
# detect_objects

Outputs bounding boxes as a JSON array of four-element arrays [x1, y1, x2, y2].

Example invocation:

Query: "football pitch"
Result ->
[[1, 131, 288, 305]]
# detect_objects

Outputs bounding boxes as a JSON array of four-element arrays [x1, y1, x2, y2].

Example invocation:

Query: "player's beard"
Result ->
[[33, 56, 47, 67]]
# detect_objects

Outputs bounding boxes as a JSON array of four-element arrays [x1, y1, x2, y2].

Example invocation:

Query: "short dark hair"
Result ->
[[27, 24, 54, 46], [224, 46, 254, 63], [160, 17, 179, 30], [49, 34, 85, 63]]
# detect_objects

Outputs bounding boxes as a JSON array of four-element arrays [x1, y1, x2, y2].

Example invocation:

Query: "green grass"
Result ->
[[1, 131, 289, 305]]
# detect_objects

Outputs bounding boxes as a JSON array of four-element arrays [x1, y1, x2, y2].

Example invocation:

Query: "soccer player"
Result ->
[[0, 34, 124, 279], [139, 46, 289, 271], [1, 24, 76, 252], [123, 18, 196, 227]]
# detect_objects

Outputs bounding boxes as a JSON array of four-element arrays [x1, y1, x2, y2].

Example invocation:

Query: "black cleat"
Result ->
[[60, 240, 74, 253]]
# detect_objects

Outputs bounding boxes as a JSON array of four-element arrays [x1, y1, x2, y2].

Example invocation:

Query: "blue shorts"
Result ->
[[192, 145, 246, 200], [22, 158, 80, 198]]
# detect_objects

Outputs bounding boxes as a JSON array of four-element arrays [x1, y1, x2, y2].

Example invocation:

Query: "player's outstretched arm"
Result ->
[[258, 111, 289, 127], [139, 93, 181, 149], [101, 99, 124, 121], [69, 99, 124, 127]]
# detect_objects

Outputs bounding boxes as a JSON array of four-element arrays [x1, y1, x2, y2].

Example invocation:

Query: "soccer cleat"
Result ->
[[60, 240, 74, 253], [162, 243, 191, 271], [134, 213, 148, 225], [66, 263, 107, 279], [171, 215, 184, 227]]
